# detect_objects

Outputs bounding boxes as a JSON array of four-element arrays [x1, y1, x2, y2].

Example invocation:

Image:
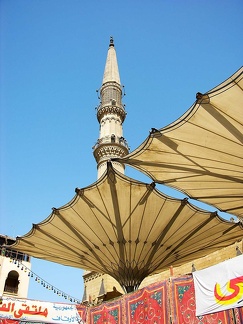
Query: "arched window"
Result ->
[[4, 270, 19, 294], [111, 134, 115, 143]]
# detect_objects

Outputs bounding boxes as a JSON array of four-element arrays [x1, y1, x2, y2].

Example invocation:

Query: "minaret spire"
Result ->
[[93, 38, 129, 178], [102, 37, 121, 85]]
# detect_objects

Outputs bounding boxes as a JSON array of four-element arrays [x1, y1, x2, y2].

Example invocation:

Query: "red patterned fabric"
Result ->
[[125, 281, 169, 323], [1, 277, 243, 323], [89, 300, 123, 324], [170, 276, 234, 324], [233, 306, 243, 324], [76, 304, 88, 323]]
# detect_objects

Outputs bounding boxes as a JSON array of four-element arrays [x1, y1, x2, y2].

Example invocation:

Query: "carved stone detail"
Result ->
[[97, 105, 126, 122], [83, 271, 103, 283], [93, 144, 129, 164]]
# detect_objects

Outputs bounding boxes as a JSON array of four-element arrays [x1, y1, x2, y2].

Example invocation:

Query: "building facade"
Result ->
[[0, 234, 31, 299]]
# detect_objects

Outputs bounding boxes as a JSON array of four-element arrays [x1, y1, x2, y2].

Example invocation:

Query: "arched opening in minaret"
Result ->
[[111, 134, 115, 143]]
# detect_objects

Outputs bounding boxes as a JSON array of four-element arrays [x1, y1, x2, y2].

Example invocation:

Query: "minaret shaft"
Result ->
[[93, 38, 129, 178]]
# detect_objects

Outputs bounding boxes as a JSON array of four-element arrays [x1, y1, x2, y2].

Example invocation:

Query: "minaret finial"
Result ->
[[109, 36, 114, 47]]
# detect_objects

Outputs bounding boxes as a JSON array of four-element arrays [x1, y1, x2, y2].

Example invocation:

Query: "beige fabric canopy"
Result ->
[[11, 163, 243, 292], [115, 67, 243, 218]]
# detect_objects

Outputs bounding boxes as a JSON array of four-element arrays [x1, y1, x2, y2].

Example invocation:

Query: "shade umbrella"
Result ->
[[115, 67, 243, 218], [10, 163, 243, 292]]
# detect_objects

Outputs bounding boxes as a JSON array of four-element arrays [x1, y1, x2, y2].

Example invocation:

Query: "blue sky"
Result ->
[[1, 0, 242, 303]]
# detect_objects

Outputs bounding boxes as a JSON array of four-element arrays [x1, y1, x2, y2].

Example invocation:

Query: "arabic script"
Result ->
[[0, 302, 48, 319]]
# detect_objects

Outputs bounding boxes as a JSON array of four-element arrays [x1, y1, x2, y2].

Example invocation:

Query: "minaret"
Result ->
[[93, 37, 129, 178], [83, 37, 128, 304]]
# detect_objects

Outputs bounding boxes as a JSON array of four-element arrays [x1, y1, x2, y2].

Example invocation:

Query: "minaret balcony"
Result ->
[[92, 135, 129, 151], [93, 143, 129, 165], [96, 104, 126, 123]]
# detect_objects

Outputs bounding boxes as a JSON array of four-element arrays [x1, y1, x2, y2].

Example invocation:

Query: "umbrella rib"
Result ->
[[19, 230, 110, 273], [150, 216, 216, 269], [107, 171, 126, 266], [149, 215, 226, 272], [19, 240, 86, 267], [130, 156, 243, 184], [96, 185, 120, 243], [145, 199, 188, 268], [205, 102, 243, 144], [53, 212, 110, 270], [33, 225, 86, 257], [136, 197, 166, 264], [153, 226, 242, 271], [127, 183, 155, 262], [78, 189, 116, 228], [128, 181, 132, 265], [75, 189, 122, 262], [70, 206, 120, 265]]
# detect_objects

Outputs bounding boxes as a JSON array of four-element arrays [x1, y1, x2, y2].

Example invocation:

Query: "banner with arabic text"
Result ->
[[193, 255, 243, 316], [0, 297, 83, 323]]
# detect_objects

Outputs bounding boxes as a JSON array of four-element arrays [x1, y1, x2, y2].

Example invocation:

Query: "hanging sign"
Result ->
[[193, 254, 243, 316], [0, 297, 84, 323]]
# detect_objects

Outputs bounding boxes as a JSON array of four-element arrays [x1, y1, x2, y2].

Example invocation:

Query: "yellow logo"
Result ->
[[214, 276, 243, 305]]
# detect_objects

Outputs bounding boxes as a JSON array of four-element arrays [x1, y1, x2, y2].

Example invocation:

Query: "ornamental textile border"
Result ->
[[88, 299, 123, 324], [124, 280, 169, 324], [76, 304, 88, 323], [233, 306, 243, 323], [169, 275, 242, 324]]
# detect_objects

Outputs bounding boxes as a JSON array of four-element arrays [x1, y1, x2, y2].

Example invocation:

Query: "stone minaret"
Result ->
[[93, 37, 129, 178], [83, 38, 129, 304]]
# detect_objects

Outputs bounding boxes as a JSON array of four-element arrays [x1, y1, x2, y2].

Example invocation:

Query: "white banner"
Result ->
[[0, 297, 84, 323], [193, 254, 243, 316]]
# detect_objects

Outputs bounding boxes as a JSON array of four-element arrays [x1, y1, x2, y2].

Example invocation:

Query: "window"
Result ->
[[111, 134, 115, 143], [4, 270, 19, 294]]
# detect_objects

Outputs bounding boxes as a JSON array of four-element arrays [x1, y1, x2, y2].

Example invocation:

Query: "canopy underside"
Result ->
[[10, 163, 243, 292]]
